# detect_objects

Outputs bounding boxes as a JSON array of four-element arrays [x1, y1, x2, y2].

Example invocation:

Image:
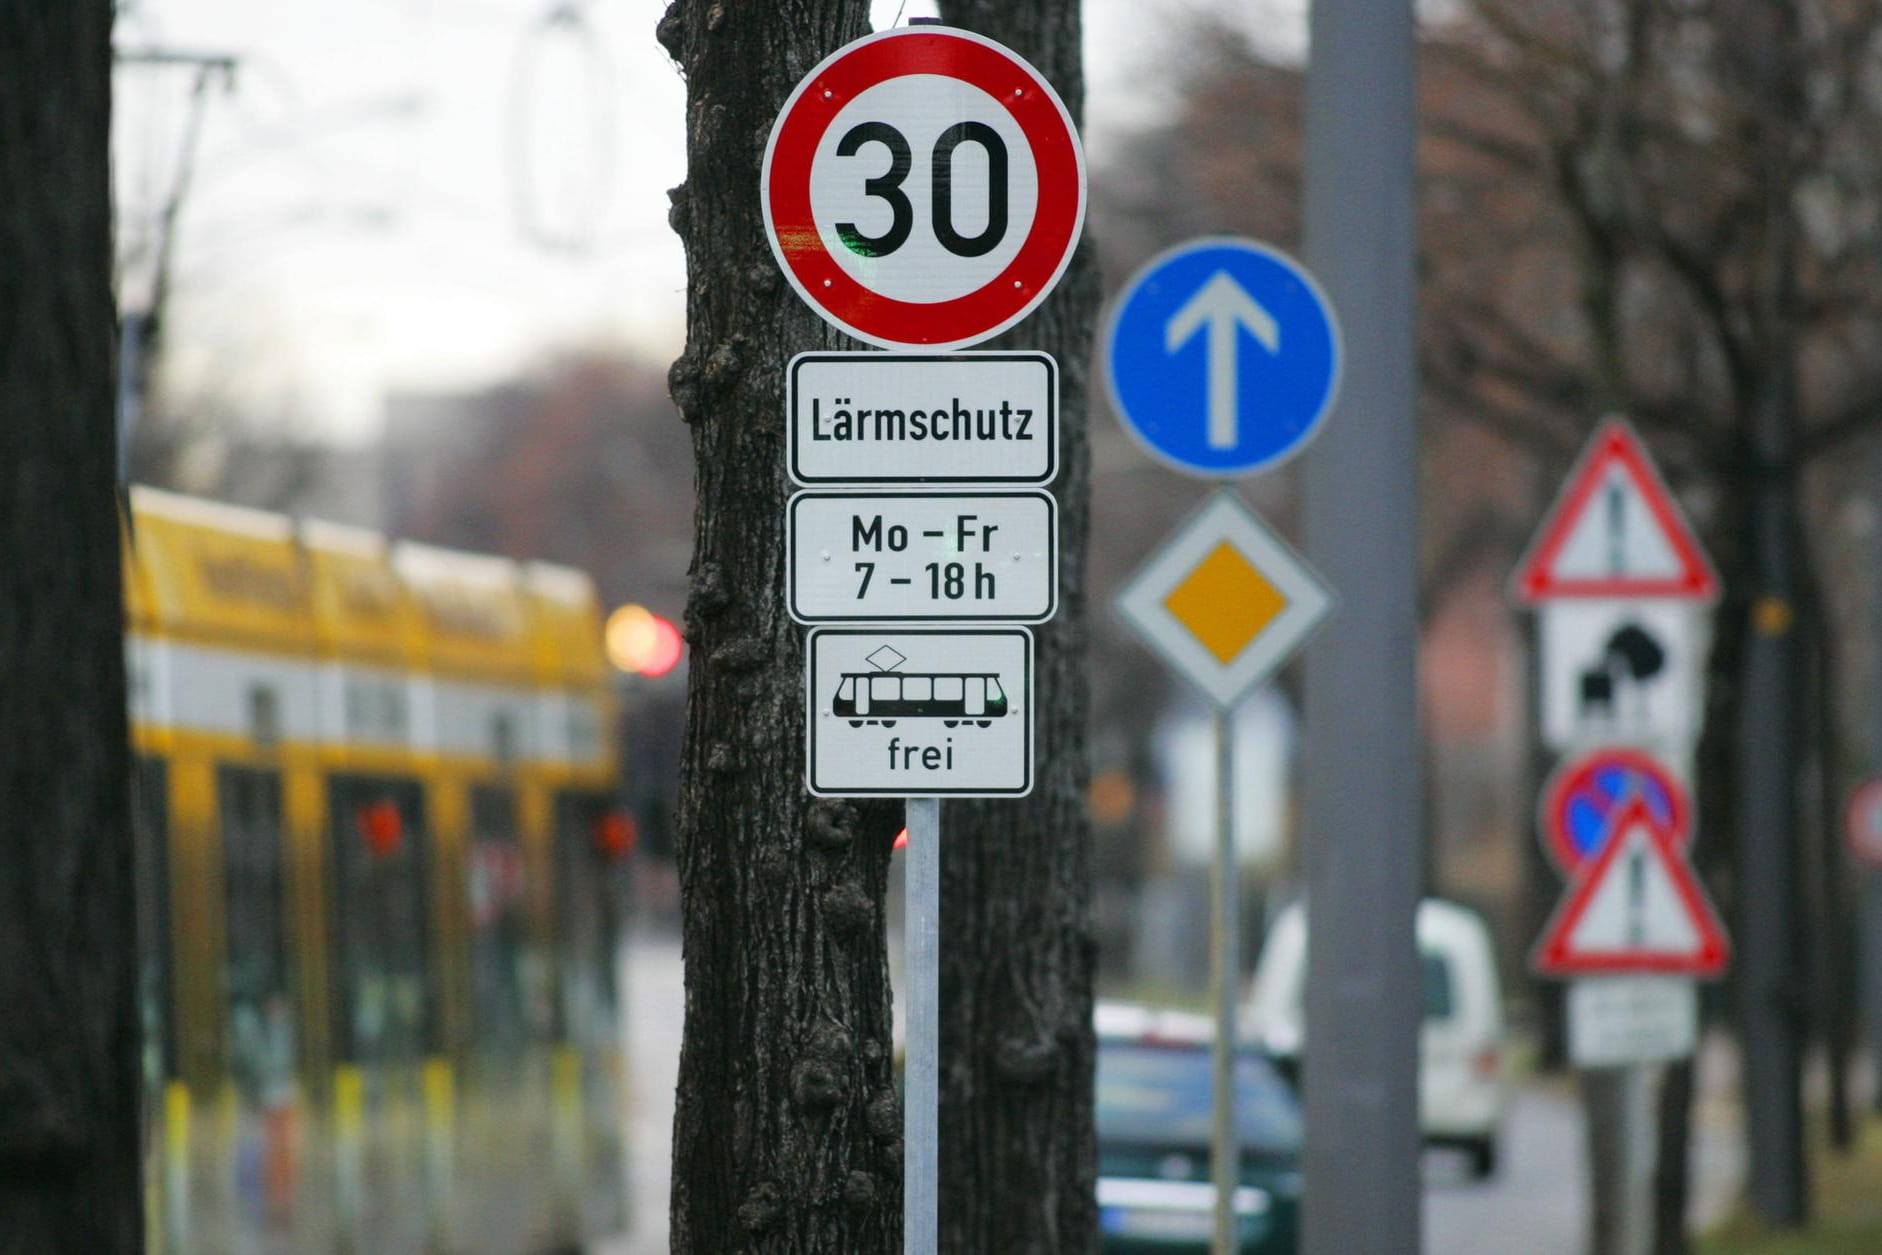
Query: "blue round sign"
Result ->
[[1103, 237, 1341, 477]]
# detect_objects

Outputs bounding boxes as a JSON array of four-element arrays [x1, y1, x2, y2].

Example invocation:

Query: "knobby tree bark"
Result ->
[[0, 2, 142, 1251], [934, 3, 1100, 1252], [657, 2, 904, 1250]]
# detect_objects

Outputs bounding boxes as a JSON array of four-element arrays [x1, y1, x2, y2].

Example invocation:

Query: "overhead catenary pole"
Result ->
[[1299, 0, 1424, 1251], [1735, 0, 1808, 1226]]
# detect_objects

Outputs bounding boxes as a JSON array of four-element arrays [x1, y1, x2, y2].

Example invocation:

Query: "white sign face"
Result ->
[[1532, 798, 1729, 978], [1568, 976, 1697, 1067], [1114, 491, 1332, 709], [1513, 419, 1718, 602], [806, 628, 1032, 797], [761, 27, 1086, 350], [1539, 600, 1707, 750], [788, 352, 1057, 486], [788, 490, 1056, 623]]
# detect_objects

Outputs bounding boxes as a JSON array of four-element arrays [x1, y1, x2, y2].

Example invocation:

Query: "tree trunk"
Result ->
[[658, 3, 905, 1250], [931, 3, 1100, 1252], [0, 3, 141, 1251], [1733, 0, 1810, 1223], [1651, 1059, 1693, 1255]]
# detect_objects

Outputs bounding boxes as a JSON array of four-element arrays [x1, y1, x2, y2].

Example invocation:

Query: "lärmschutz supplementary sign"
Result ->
[[788, 351, 1058, 486]]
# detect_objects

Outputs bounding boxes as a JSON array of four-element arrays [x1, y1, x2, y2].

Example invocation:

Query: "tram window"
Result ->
[[936, 677, 963, 702], [133, 758, 175, 1091], [469, 787, 540, 1059], [835, 677, 856, 703], [903, 677, 932, 702], [219, 767, 294, 1106], [989, 678, 1007, 703], [870, 676, 899, 702], [328, 776, 433, 1064], [553, 793, 624, 1049]]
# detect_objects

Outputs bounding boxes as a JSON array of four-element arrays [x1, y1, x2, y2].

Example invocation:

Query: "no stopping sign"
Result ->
[[761, 26, 1087, 350]]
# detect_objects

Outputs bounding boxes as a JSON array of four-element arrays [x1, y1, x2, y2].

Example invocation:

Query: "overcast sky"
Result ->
[[114, 0, 1305, 441]]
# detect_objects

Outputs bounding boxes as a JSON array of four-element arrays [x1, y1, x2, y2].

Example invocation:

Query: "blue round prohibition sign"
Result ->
[[1103, 237, 1341, 477]]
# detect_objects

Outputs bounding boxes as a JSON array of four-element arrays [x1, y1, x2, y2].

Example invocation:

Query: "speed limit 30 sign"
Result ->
[[762, 26, 1087, 349]]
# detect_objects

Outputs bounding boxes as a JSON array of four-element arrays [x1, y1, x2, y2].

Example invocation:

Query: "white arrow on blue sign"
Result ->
[[1103, 236, 1342, 478]]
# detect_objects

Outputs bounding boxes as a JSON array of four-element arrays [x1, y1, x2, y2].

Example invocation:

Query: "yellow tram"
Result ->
[[125, 486, 629, 1254]]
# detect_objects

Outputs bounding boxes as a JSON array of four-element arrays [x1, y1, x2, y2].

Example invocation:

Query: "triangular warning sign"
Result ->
[[1532, 797, 1730, 978], [1512, 419, 1718, 603]]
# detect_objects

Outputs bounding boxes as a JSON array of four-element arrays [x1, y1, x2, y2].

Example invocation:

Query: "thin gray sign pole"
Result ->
[[1609, 1063, 1658, 1255], [1211, 707, 1240, 1253], [905, 797, 941, 1255], [1300, 0, 1424, 1249]]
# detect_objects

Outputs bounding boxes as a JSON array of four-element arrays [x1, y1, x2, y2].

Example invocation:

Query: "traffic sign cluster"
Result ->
[[1109, 239, 1340, 702], [1513, 419, 1730, 1066], [763, 24, 1086, 799]]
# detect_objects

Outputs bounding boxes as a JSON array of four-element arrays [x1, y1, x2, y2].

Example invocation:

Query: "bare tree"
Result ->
[[0, 1, 142, 1249], [656, 3, 902, 1249], [1097, 0, 1882, 1238], [933, 3, 1102, 1251]]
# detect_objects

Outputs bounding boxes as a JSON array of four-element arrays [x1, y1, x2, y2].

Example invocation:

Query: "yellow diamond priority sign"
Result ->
[[1116, 491, 1332, 708]]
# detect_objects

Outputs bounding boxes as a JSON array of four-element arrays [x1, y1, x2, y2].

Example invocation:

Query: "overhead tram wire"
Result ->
[[508, 0, 617, 255]]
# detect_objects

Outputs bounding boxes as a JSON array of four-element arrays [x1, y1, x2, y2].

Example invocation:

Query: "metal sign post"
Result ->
[[1516, 418, 1725, 1253], [904, 797, 940, 1255], [764, 23, 1083, 1250], [1209, 709, 1238, 1253], [1105, 224, 1341, 1249], [1112, 491, 1332, 1254]]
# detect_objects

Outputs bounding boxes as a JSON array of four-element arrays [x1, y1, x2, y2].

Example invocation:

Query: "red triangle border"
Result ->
[[1531, 795, 1731, 978], [1512, 419, 1719, 603]]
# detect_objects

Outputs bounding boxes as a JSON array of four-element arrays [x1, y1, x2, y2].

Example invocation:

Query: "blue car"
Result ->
[[1096, 1004, 1303, 1254]]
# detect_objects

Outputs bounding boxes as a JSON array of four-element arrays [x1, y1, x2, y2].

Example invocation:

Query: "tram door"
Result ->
[[552, 793, 628, 1236], [465, 784, 553, 1250], [217, 766, 299, 1240], [328, 775, 431, 1255], [134, 757, 181, 1251]]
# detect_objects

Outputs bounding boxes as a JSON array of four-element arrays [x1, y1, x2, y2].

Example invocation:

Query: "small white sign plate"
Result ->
[[1539, 600, 1708, 750], [1567, 976, 1698, 1068], [806, 628, 1033, 797], [788, 490, 1056, 624], [789, 352, 1057, 486]]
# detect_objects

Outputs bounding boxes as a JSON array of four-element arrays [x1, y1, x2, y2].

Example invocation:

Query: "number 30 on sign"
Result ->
[[762, 26, 1088, 350]]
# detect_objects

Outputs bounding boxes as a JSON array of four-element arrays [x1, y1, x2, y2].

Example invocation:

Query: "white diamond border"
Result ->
[[1114, 490, 1334, 708]]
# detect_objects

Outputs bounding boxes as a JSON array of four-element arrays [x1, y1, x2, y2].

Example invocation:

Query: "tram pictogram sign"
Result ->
[[806, 627, 1033, 797]]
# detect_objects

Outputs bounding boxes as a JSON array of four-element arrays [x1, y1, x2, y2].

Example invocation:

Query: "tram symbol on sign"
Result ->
[[832, 645, 1011, 729], [805, 628, 1033, 798]]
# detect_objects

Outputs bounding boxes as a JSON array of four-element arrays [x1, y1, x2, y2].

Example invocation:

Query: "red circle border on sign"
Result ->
[[763, 28, 1086, 349], [1539, 746, 1692, 874]]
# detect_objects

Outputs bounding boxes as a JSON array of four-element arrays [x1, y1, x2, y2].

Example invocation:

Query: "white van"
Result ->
[[1242, 897, 1507, 1178]]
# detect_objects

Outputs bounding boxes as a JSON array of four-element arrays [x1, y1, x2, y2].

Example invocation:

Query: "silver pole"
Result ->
[[905, 797, 940, 1255], [1619, 1065, 1659, 1255], [1300, 0, 1424, 1250], [1211, 707, 1240, 1253]]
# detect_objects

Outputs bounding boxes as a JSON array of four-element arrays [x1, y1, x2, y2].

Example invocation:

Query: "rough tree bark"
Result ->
[[0, 2, 142, 1251], [933, 3, 1100, 1252], [657, 2, 905, 1250]]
